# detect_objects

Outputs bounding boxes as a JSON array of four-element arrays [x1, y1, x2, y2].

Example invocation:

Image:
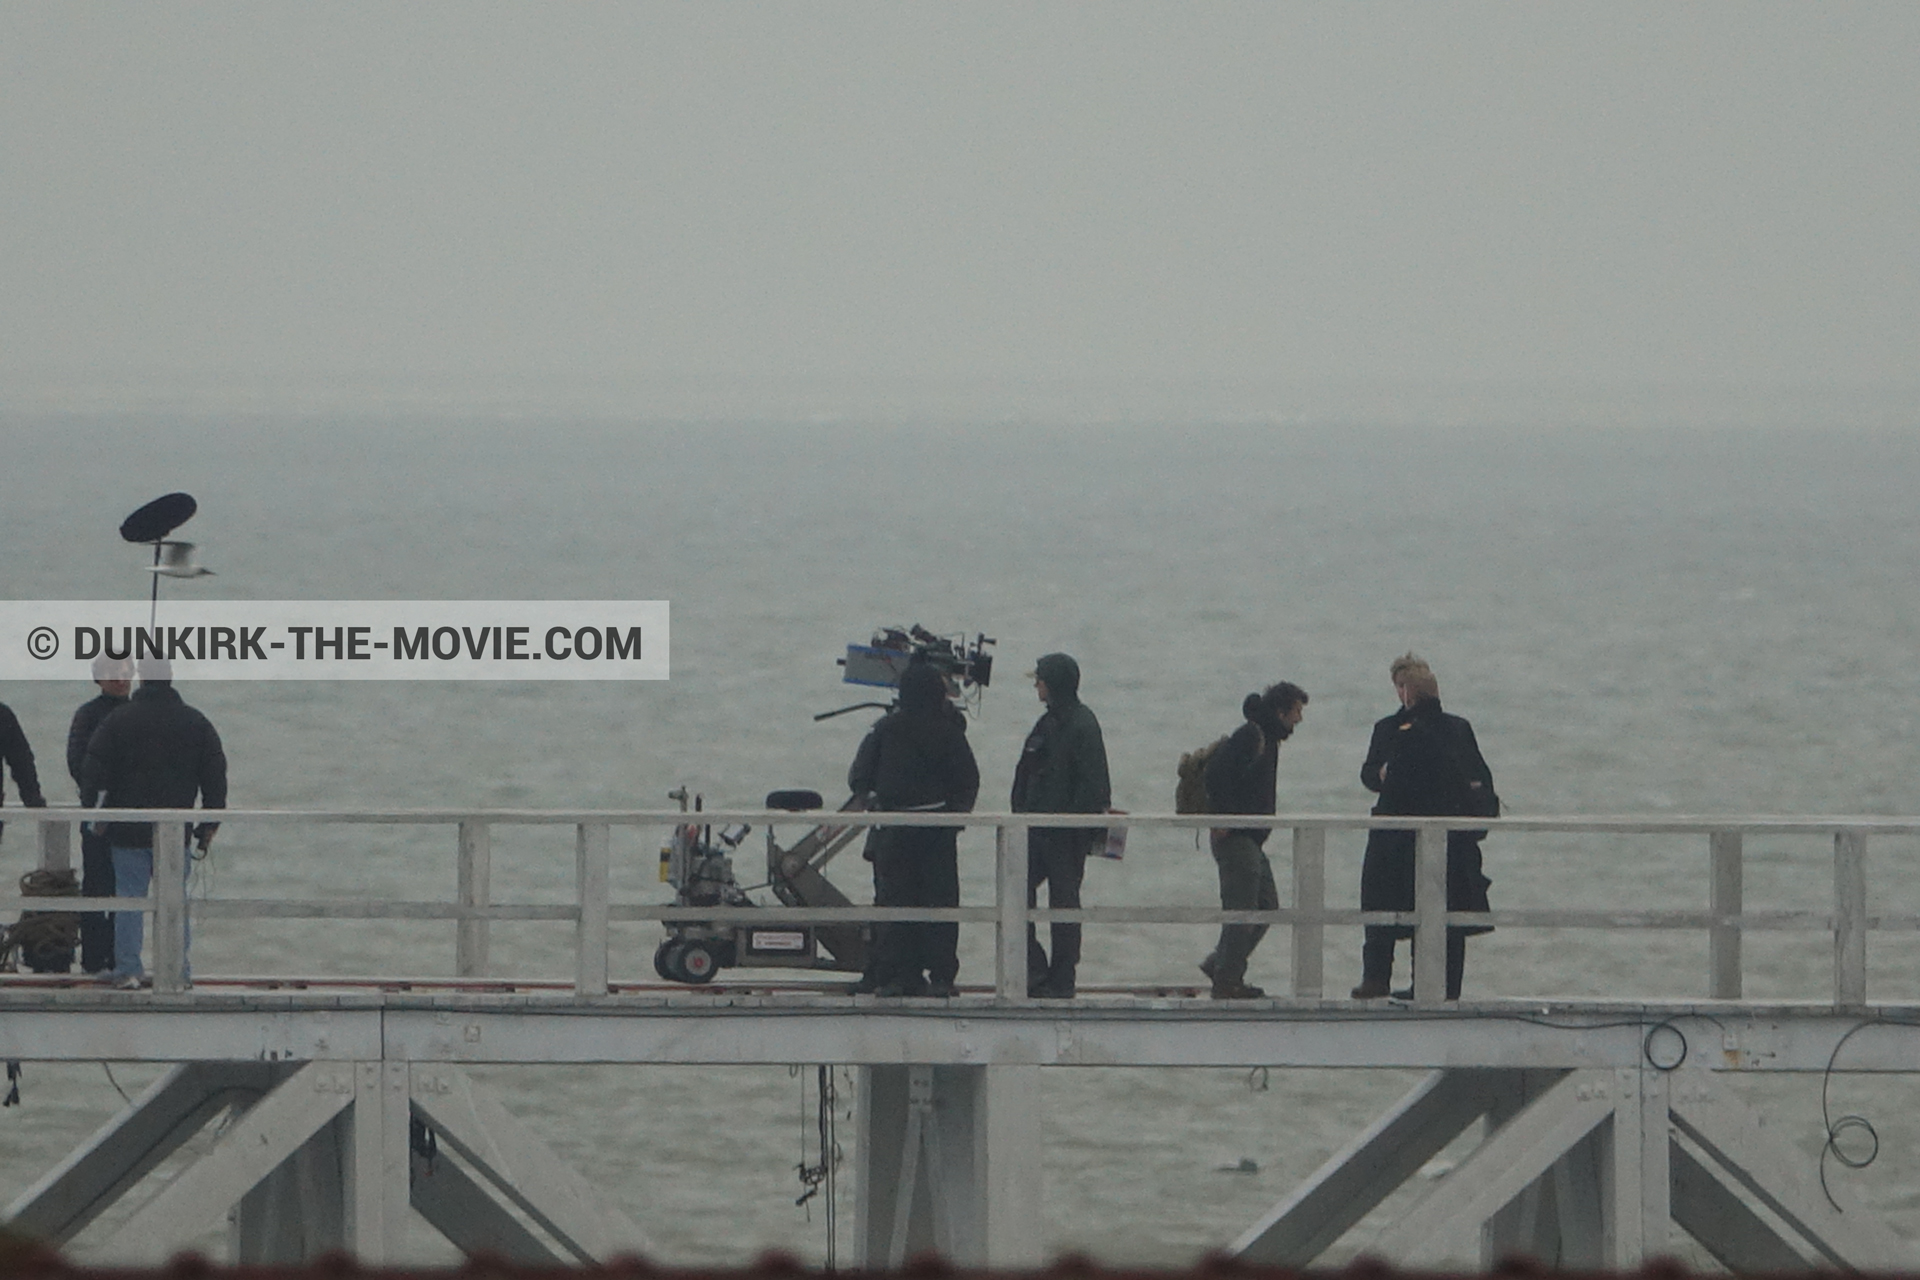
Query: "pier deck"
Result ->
[[3, 980, 1913, 1074]]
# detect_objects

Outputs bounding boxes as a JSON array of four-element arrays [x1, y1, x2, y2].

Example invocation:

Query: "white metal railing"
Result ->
[[6, 808, 1917, 1006]]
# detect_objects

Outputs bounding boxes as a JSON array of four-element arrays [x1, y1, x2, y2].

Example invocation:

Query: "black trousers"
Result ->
[[1026, 828, 1089, 984], [1359, 828, 1490, 999], [871, 830, 961, 986], [80, 825, 117, 973], [1362, 926, 1469, 999]]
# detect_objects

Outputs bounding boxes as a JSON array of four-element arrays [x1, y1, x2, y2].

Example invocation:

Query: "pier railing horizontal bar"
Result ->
[[17, 809, 1914, 1006], [11, 900, 1905, 933], [23, 805, 1920, 834]]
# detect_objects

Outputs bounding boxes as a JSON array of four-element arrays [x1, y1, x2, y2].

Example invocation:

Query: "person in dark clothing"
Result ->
[[79, 660, 227, 987], [0, 699, 49, 845], [1351, 654, 1495, 1001], [1199, 682, 1309, 999], [67, 655, 134, 973], [1010, 652, 1111, 998], [846, 660, 980, 997], [1, 696, 53, 969]]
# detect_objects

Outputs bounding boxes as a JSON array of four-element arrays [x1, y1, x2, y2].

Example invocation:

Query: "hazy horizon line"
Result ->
[[4, 372, 1917, 429]]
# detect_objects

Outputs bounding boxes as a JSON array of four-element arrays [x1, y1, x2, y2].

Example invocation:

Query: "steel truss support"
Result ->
[[408, 1066, 649, 1262], [1667, 1072, 1908, 1271], [3, 1061, 279, 1246], [853, 1064, 1041, 1269], [1229, 1066, 1512, 1264], [1231, 1065, 1913, 1271], [1, 1062, 648, 1265]]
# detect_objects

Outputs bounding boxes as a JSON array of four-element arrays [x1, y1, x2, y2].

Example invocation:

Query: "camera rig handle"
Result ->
[[812, 700, 895, 723]]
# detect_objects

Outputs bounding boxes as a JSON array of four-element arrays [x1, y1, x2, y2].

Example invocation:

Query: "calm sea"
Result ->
[[4, 412, 1920, 1264]]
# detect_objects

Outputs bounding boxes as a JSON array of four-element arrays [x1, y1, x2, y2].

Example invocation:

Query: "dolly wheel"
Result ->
[[653, 940, 680, 981], [677, 940, 720, 984]]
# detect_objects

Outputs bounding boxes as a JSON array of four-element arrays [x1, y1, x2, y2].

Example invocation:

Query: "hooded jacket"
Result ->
[[847, 663, 980, 816], [79, 683, 227, 846], [1204, 695, 1294, 847], [1009, 653, 1111, 833]]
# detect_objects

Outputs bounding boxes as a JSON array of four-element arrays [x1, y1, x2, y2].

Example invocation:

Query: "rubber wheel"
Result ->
[[658, 940, 690, 982], [652, 939, 679, 981], [677, 940, 720, 984]]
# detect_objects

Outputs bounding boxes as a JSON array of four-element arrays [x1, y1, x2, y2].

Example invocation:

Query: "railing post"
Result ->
[[38, 820, 72, 873], [1834, 830, 1868, 1009], [995, 823, 1029, 1001], [1412, 825, 1447, 1004], [457, 820, 492, 978], [1708, 830, 1742, 999], [1290, 826, 1325, 998], [575, 822, 610, 997], [152, 832, 189, 992]]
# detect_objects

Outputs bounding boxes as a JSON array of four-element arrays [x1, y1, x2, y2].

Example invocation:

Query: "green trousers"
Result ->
[[1206, 831, 1277, 984]]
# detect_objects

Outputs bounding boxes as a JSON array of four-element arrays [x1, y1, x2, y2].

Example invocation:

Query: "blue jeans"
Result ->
[[111, 842, 192, 981]]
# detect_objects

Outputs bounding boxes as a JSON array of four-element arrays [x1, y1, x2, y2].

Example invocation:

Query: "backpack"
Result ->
[[1174, 734, 1234, 815]]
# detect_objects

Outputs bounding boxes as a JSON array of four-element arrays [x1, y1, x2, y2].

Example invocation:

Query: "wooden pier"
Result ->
[[5, 808, 1919, 1269]]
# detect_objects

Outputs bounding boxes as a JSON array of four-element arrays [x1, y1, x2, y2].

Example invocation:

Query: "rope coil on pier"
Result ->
[[0, 869, 81, 973]]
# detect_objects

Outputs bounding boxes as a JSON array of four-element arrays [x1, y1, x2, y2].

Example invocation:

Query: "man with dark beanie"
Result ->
[[1010, 652, 1111, 998], [1199, 681, 1308, 999]]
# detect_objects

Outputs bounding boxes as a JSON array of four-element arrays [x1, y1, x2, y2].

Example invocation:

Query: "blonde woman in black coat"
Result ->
[[1350, 655, 1495, 1000]]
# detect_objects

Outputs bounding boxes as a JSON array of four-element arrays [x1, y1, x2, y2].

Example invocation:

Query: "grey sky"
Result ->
[[3, 3, 1915, 410]]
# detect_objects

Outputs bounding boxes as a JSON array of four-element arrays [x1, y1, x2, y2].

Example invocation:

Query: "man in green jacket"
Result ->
[[1010, 652, 1111, 998]]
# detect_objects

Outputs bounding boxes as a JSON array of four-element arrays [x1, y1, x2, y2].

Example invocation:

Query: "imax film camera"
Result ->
[[817, 625, 995, 720]]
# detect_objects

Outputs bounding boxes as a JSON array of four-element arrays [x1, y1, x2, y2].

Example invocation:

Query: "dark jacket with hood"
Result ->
[[848, 663, 980, 819], [0, 701, 48, 842], [79, 682, 228, 847], [1009, 653, 1110, 847], [1205, 694, 1293, 847]]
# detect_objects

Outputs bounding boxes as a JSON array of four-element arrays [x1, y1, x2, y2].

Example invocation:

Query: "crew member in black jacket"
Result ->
[[1010, 652, 1111, 999], [847, 660, 980, 997], [1351, 654, 1496, 1001], [67, 655, 134, 973], [79, 659, 227, 987], [0, 698, 48, 845], [1200, 682, 1308, 999]]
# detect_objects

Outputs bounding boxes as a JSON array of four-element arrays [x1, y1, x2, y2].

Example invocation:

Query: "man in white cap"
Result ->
[[79, 658, 227, 988]]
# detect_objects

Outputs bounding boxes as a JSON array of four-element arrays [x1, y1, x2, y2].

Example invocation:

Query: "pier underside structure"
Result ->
[[4, 993, 1916, 1270], [5, 807, 1920, 1267]]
